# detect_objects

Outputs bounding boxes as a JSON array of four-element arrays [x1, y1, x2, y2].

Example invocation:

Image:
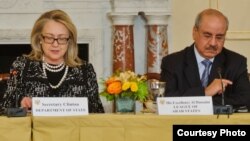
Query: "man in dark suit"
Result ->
[[160, 9, 250, 109]]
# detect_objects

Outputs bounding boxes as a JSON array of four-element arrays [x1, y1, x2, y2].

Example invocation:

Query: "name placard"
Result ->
[[157, 96, 213, 115], [32, 97, 88, 116]]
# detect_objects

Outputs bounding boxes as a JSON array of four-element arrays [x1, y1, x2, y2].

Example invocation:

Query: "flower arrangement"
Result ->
[[100, 71, 148, 102]]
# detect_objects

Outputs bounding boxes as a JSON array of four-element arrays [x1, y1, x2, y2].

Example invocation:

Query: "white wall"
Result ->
[[171, 0, 250, 71], [1, 0, 249, 77]]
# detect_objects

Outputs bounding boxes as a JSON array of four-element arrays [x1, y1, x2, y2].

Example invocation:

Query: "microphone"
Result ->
[[5, 69, 27, 117], [213, 67, 233, 115], [217, 67, 224, 105]]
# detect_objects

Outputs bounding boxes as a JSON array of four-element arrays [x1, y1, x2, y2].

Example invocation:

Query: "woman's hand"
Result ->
[[21, 97, 32, 109]]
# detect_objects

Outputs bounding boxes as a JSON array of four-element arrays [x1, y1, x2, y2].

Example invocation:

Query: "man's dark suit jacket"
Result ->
[[160, 44, 250, 108]]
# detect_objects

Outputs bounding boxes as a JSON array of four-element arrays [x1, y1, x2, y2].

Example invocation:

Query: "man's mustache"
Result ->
[[206, 46, 217, 51]]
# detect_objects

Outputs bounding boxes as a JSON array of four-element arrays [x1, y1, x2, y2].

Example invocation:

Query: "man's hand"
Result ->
[[205, 78, 233, 96]]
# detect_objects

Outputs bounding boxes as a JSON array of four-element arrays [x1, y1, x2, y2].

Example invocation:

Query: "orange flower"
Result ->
[[100, 71, 149, 102], [107, 81, 122, 95], [105, 77, 116, 86]]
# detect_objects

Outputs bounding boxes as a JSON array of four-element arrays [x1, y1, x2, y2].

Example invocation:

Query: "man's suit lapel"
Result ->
[[183, 46, 226, 87], [184, 45, 202, 87], [208, 49, 226, 84]]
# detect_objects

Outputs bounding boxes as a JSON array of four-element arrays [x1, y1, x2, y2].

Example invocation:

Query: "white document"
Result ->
[[32, 97, 89, 116], [157, 96, 213, 115]]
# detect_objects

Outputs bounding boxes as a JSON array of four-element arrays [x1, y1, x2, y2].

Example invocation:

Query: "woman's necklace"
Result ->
[[44, 61, 65, 72], [42, 56, 69, 89]]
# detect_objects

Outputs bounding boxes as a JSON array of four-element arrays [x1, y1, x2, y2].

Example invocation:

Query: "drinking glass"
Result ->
[[148, 80, 166, 103]]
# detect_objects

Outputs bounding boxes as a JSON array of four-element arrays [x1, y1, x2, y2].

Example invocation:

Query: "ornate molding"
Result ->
[[109, 0, 171, 25], [0, 29, 30, 44], [77, 29, 103, 79], [0, 0, 17, 9], [44, 0, 111, 12], [0, 0, 42, 13], [109, 12, 137, 25], [145, 13, 170, 25], [111, 0, 171, 13]]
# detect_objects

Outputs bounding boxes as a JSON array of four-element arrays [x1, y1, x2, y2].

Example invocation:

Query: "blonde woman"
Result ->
[[2, 9, 104, 113]]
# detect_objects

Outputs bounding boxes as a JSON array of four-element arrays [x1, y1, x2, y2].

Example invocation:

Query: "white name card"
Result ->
[[157, 96, 213, 115], [32, 97, 89, 116]]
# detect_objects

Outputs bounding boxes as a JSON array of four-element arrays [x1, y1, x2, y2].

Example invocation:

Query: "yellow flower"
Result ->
[[122, 81, 131, 91], [130, 82, 138, 92], [100, 71, 148, 101]]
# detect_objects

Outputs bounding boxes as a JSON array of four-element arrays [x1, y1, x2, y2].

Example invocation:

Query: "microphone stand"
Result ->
[[6, 69, 27, 117], [213, 68, 233, 117]]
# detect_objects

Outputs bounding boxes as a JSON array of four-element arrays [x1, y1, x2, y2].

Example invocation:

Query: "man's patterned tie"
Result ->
[[201, 59, 212, 87]]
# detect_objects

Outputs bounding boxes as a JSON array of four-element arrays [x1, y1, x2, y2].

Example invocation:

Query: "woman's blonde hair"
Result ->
[[26, 9, 83, 67]]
